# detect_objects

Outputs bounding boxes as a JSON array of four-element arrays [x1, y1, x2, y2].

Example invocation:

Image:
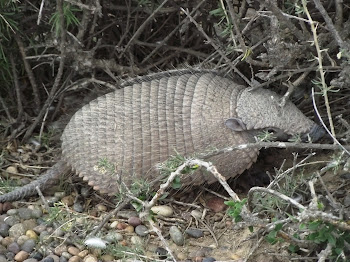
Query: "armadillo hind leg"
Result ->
[[0, 161, 68, 203]]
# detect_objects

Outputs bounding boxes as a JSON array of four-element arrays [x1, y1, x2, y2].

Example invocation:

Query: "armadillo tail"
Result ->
[[0, 161, 68, 203]]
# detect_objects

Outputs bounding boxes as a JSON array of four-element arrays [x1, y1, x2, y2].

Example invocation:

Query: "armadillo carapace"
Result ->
[[0, 70, 323, 202]]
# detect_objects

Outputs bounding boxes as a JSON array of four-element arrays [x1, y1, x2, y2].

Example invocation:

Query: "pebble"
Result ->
[[127, 216, 141, 227], [206, 197, 227, 213], [21, 239, 36, 252], [78, 250, 88, 258], [14, 250, 29, 261], [83, 255, 97, 262], [68, 256, 81, 262], [7, 209, 18, 216], [73, 203, 84, 213], [105, 232, 123, 243], [7, 242, 20, 253], [0, 256, 6, 262], [203, 257, 216, 262], [151, 205, 174, 217], [68, 246, 80, 256], [124, 225, 134, 233], [155, 247, 168, 259], [29, 251, 43, 260], [100, 255, 114, 261], [191, 210, 202, 219], [185, 228, 204, 238], [61, 196, 75, 206], [135, 225, 148, 237], [4, 215, 20, 226], [23, 258, 38, 262], [0, 223, 10, 237], [26, 230, 38, 239], [130, 236, 143, 246], [9, 223, 26, 238], [169, 226, 184, 246], [18, 208, 32, 220], [42, 257, 55, 262], [96, 204, 107, 212], [17, 235, 29, 245]]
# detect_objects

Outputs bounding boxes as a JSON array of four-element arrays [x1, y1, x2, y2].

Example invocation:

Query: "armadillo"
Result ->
[[0, 70, 324, 202]]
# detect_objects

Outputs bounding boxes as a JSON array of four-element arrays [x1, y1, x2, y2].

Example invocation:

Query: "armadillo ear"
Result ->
[[225, 118, 247, 131]]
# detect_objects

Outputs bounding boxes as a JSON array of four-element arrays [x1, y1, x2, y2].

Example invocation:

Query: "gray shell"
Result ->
[[0, 70, 320, 202], [61, 72, 258, 194]]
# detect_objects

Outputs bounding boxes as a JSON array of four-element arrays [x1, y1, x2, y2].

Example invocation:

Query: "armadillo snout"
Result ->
[[302, 124, 325, 142]]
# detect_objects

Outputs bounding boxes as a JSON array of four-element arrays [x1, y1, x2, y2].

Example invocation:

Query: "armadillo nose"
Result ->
[[302, 124, 326, 142]]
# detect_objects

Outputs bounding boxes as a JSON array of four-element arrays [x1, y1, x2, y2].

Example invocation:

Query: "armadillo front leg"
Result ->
[[0, 161, 68, 203]]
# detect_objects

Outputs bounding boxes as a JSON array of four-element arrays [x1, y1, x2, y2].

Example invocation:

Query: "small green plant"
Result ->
[[225, 199, 247, 222], [105, 243, 145, 260], [158, 153, 198, 190], [256, 130, 277, 142], [49, 3, 81, 35], [266, 222, 284, 245]]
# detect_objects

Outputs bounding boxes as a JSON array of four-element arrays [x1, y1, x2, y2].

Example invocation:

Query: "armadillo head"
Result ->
[[225, 88, 325, 142]]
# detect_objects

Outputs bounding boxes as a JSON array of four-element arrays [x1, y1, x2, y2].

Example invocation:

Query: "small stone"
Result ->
[[17, 208, 32, 220], [14, 250, 29, 261], [30, 208, 42, 219], [73, 203, 84, 213], [124, 225, 134, 233], [32, 225, 46, 234], [185, 228, 204, 238], [116, 222, 128, 230], [105, 232, 123, 243], [5, 166, 18, 174], [61, 196, 74, 206], [54, 192, 66, 199], [169, 226, 184, 246], [39, 231, 51, 242], [61, 252, 72, 259], [23, 258, 38, 262], [78, 250, 88, 258], [191, 210, 202, 219], [7, 242, 20, 253], [96, 204, 107, 212], [176, 252, 187, 260], [83, 255, 97, 262], [67, 246, 80, 256], [68, 256, 81, 262], [54, 245, 68, 256], [109, 221, 118, 229], [100, 255, 114, 262], [203, 257, 216, 262], [7, 209, 18, 216], [29, 251, 43, 260], [2, 236, 15, 246], [21, 239, 36, 253], [2, 203, 13, 213], [0, 255, 6, 262], [151, 205, 173, 217], [135, 225, 148, 237], [0, 223, 10, 237], [22, 219, 37, 231], [155, 247, 168, 259], [17, 235, 29, 245], [9, 223, 26, 238], [41, 257, 55, 262], [4, 216, 20, 226], [26, 230, 38, 239], [206, 197, 227, 213], [130, 236, 143, 246], [127, 216, 141, 227]]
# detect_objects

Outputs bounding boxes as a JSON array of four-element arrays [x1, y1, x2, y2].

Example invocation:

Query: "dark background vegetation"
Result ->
[[0, 0, 349, 145], [0, 0, 350, 260]]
